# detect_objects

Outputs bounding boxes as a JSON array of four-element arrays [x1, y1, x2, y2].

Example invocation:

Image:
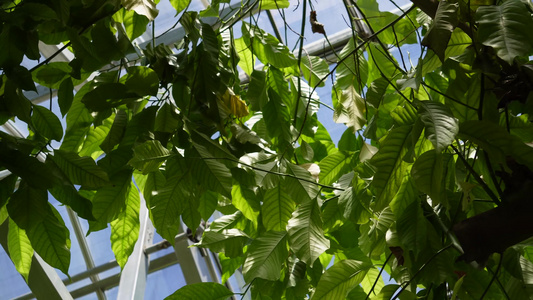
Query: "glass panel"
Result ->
[[0, 248, 31, 299], [145, 264, 186, 299]]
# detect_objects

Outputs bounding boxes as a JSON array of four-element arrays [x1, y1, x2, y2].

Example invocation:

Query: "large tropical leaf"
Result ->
[[242, 231, 288, 282], [91, 170, 132, 223], [300, 55, 329, 88], [232, 184, 260, 227], [7, 183, 49, 230], [122, 0, 158, 21], [259, 0, 290, 10], [459, 120, 533, 171], [7, 218, 33, 282], [312, 260, 372, 300], [128, 140, 171, 174], [411, 151, 451, 206], [27, 205, 70, 276], [31, 105, 63, 141], [52, 150, 110, 189], [287, 198, 330, 265], [110, 182, 140, 269], [333, 85, 367, 131], [195, 229, 250, 258], [284, 162, 319, 203], [188, 147, 232, 197], [417, 101, 459, 153], [370, 126, 412, 211], [476, 0, 533, 64], [261, 185, 295, 231], [318, 151, 353, 186], [396, 200, 427, 258], [421, 0, 459, 62], [165, 282, 233, 300], [149, 157, 190, 242]]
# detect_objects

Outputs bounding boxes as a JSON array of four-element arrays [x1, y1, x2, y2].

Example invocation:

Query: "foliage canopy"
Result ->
[[1, 0, 533, 299]]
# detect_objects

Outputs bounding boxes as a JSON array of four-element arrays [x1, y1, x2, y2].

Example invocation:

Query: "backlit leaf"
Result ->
[[8, 218, 33, 282], [476, 0, 533, 64], [243, 231, 288, 282], [417, 101, 459, 153], [287, 198, 330, 265], [31, 105, 63, 141], [165, 282, 233, 300], [111, 182, 140, 269], [52, 150, 110, 189], [262, 185, 295, 231], [122, 0, 159, 21], [312, 260, 372, 300]]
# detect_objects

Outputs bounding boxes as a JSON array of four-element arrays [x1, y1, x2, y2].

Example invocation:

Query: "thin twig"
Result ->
[[365, 253, 393, 300], [480, 253, 503, 300]]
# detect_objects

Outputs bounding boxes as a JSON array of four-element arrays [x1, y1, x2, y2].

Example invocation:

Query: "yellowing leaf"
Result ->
[[221, 89, 249, 118]]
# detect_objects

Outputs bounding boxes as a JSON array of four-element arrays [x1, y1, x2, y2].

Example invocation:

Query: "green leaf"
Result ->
[[128, 140, 171, 174], [417, 101, 459, 153], [79, 117, 113, 159], [411, 151, 451, 205], [396, 200, 427, 258], [111, 182, 140, 269], [370, 126, 412, 211], [232, 184, 260, 227], [476, 0, 533, 64], [27, 205, 71, 276], [301, 55, 329, 88], [31, 105, 63, 141], [82, 83, 140, 112], [335, 37, 368, 91], [121, 66, 159, 96], [196, 229, 250, 258], [0, 174, 17, 208], [52, 150, 110, 189], [188, 147, 232, 197], [259, 0, 289, 9], [263, 88, 293, 151], [165, 282, 233, 300], [32, 62, 71, 89], [169, 0, 191, 14], [243, 231, 288, 282], [150, 157, 190, 242], [91, 170, 132, 223], [7, 184, 49, 231], [287, 199, 330, 265], [421, 1, 459, 62], [100, 109, 128, 153], [199, 190, 218, 221], [58, 78, 74, 117], [422, 29, 471, 75], [312, 260, 372, 300], [122, 0, 159, 21], [262, 185, 295, 231], [243, 22, 297, 68], [0, 146, 56, 190], [319, 151, 353, 186], [333, 85, 367, 131], [5, 65, 36, 92], [235, 38, 256, 77], [284, 162, 320, 203], [338, 184, 372, 224], [8, 218, 33, 282], [459, 120, 533, 171]]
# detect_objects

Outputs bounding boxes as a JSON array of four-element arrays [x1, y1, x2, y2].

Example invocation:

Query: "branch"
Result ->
[[391, 244, 453, 300], [450, 144, 501, 205], [294, 5, 416, 142], [364, 252, 393, 300]]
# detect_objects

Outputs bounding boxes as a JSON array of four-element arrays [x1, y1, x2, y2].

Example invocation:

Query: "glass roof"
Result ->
[[0, 0, 416, 299]]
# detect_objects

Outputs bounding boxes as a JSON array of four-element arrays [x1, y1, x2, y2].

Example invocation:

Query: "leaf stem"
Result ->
[[365, 252, 393, 300], [450, 144, 500, 206], [480, 252, 503, 300]]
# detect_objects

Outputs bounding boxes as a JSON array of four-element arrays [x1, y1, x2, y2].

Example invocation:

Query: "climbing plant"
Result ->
[[1, 0, 533, 299]]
